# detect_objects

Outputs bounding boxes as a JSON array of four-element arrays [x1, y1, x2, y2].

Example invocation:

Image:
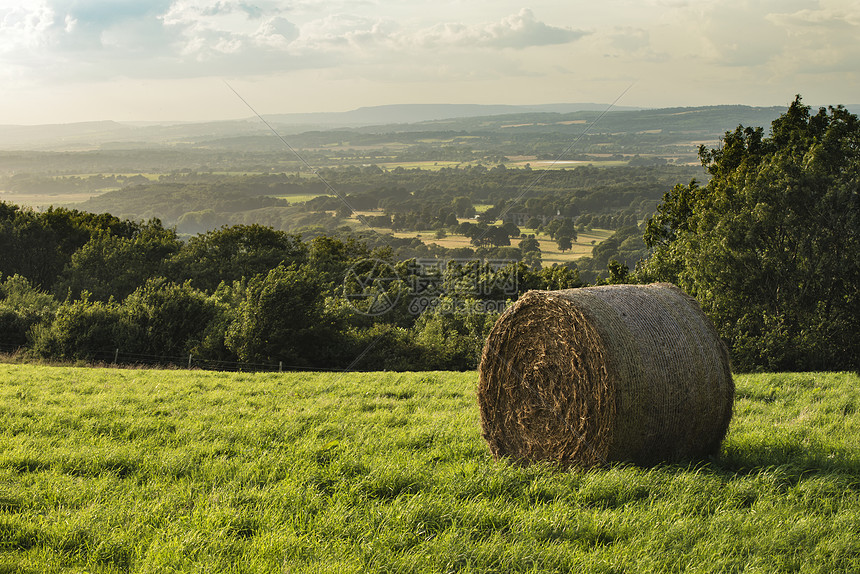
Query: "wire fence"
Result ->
[[0, 343, 351, 373]]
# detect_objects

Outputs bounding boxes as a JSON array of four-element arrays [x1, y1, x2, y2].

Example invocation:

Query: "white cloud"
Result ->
[[758, 1, 860, 76], [253, 16, 299, 49], [645, 0, 690, 6], [0, 3, 54, 52], [768, 1, 860, 28], [290, 8, 585, 55], [291, 13, 397, 52], [1, 3, 587, 83], [411, 8, 586, 49]]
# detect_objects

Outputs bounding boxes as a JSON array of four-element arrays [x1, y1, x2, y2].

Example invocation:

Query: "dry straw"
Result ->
[[478, 283, 734, 467]]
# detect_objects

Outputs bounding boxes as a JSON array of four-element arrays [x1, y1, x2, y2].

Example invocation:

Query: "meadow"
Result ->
[[0, 364, 858, 573]]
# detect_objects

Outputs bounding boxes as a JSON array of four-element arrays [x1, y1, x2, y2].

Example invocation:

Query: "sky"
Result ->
[[1, 0, 858, 124]]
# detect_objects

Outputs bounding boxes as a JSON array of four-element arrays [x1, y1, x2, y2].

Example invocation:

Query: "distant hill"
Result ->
[[414, 105, 790, 135], [261, 103, 643, 127], [1, 103, 858, 151]]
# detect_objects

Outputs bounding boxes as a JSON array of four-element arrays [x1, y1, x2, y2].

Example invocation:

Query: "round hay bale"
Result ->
[[478, 283, 733, 467]]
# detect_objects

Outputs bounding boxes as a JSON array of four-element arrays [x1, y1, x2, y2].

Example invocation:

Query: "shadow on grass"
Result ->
[[570, 432, 860, 494], [715, 436, 860, 478]]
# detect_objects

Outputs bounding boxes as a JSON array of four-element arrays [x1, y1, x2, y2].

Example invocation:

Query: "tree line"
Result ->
[[72, 164, 698, 236], [0, 207, 584, 370]]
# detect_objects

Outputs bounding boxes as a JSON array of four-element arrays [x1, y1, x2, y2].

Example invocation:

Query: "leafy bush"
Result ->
[[171, 224, 307, 292], [121, 278, 221, 358], [412, 298, 499, 370], [0, 275, 57, 350], [30, 278, 224, 363], [31, 295, 123, 361], [225, 263, 337, 366]]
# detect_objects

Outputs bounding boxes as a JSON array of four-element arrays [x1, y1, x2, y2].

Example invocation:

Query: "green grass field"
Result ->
[[0, 365, 858, 573]]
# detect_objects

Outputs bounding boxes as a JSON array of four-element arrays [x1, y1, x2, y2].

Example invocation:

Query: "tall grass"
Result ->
[[0, 365, 857, 572]]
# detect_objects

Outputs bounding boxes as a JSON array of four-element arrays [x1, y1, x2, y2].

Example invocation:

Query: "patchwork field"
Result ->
[[383, 226, 613, 263], [0, 364, 858, 572]]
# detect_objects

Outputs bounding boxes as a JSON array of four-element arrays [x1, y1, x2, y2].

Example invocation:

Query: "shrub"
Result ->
[[31, 294, 123, 361], [225, 264, 336, 366], [121, 278, 221, 358], [0, 274, 57, 350]]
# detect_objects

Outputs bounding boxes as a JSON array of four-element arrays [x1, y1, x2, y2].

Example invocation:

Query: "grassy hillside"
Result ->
[[0, 365, 858, 572]]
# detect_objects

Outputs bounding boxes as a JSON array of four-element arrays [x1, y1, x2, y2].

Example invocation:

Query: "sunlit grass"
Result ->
[[268, 193, 334, 204], [377, 161, 469, 170], [0, 365, 857, 572]]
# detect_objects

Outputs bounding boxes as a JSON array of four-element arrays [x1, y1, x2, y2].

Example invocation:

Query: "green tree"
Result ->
[[556, 218, 578, 242], [605, 259, 631, 284], [55, 222, 181, 301], [225, 263, 336, 366], [501, 221, 521, 238], [476, 202, 505, 224], [31, 294, 124, 362], [307, 235, 370, 287], [518, 236, 541, 254], [172, 224, 307, 292], [451, 196, 476, 218], [0, 274, 57, 350], [456, 221, 476, 236], [642, 96, 860, 371], [517, 263, 584, 292], [412, 298, 499, 370], [543, 218, 562, 239], [176, 209, 221, 234], [0, 203, 138, 291], [522, 250, 542, 269], [488, 226, 511, 247], [556, 235, 573, 253]]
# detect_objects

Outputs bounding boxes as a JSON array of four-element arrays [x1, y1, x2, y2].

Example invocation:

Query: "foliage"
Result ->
[[556, 235, 573, 252], [518, 236, 540, 254], [412, 299, 500, 369], [0, 274, 58, 351], [3, 96, 856, 375], [642, 97, 860, 371], [74, 165, 697, 235], [225, 263, 336, 366], [546, 217, 578, 242], [338, 323, 429, 371], [0, 203, 140, 290], [308, 235, 371, 287], [54, 222, 181, 301], [28, 278, 226, 363], [30, 294, 124, 361], [121, 278, 223, 358], [170, 224, 308, 292]]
